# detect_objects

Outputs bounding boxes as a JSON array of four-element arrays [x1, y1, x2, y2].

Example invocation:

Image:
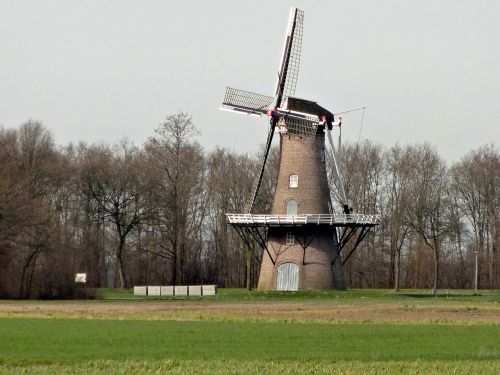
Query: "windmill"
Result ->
[[221, 8, 379, 290]]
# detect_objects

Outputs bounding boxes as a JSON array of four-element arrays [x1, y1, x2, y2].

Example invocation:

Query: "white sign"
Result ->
[[75, 273, 87, 283]]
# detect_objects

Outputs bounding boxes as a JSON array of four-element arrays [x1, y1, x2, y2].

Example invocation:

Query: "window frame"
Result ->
[[289, 174, 299, 188], [285, 232, 295, 246]]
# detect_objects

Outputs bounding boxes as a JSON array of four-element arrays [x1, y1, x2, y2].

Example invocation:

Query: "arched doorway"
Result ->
[[286, 199, 298, 216], [276, 262, 299, 291]]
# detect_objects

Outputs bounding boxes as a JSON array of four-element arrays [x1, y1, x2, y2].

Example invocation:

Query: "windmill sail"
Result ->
[[275, 8, 304, 107], [221, 87, 274, 116], [220, 8, 306, 213], [245, 120, 276, 213]]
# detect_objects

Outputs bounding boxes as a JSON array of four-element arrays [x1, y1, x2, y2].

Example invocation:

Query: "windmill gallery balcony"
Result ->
[[226, 213, 380, 227]]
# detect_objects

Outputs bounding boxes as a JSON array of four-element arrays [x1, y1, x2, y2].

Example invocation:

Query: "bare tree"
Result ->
[[340, 140, 384, 287], [205, 148, 260, 288], [145, 112, 206, 285], [451, 144, 500, 289], [5, 121, 61, 297], [407, 144, 451, 291], [0, 128, 23, 246], [81, 141, 150, 289], [382, 144, 414, 291]]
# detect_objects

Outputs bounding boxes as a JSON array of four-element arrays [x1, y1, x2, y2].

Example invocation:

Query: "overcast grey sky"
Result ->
[[1, 0, 499, 161]]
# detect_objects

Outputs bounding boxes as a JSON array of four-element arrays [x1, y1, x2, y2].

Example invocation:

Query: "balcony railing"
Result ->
[[226, 213, 380, 226]]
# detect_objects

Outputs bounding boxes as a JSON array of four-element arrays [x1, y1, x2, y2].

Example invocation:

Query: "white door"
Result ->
[[276, 262, 299, 291], [286, 200, 298, 216]]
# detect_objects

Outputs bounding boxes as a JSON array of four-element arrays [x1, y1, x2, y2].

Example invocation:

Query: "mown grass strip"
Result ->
[[0, 318, 499, 364], [1, 359, 500, 375], [1, 306, 500, 325], [99, 287, 500, 303]]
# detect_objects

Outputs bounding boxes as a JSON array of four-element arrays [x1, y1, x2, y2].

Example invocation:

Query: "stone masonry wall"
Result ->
[[271, 133, 330, 215]]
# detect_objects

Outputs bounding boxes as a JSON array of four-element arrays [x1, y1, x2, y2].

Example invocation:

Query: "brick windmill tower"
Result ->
[[221, 8, 379, 290]]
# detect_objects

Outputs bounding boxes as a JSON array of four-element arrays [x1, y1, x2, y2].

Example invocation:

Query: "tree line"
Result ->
[[0, 113, 498, 298]]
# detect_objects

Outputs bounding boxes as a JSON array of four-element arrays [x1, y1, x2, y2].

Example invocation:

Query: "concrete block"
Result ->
[[160, 286, 174, 296], [148, 286, 161, 296], [202, 285, 217, 296], [175, 285, 188, 296], [189, 285, 202, 296], [134, 286, 147, 296]]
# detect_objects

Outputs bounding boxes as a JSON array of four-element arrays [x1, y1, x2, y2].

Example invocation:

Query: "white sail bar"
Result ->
[[226, 213, 380, 226]]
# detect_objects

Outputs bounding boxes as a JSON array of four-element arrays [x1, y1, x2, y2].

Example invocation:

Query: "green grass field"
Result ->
[[100, 287, 500, 302], [1, 289, 499, 374]]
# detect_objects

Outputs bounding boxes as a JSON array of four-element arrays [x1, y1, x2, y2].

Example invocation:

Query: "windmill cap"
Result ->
[[284, 96, 335, 123]]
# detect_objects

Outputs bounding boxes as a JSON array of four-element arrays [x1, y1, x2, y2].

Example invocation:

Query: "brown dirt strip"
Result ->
[[0, 301, 499, 324]]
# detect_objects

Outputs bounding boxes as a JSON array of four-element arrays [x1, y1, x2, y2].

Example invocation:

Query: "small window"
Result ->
[[289, 174, 298, 188], [286, 232, 295, 245]]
